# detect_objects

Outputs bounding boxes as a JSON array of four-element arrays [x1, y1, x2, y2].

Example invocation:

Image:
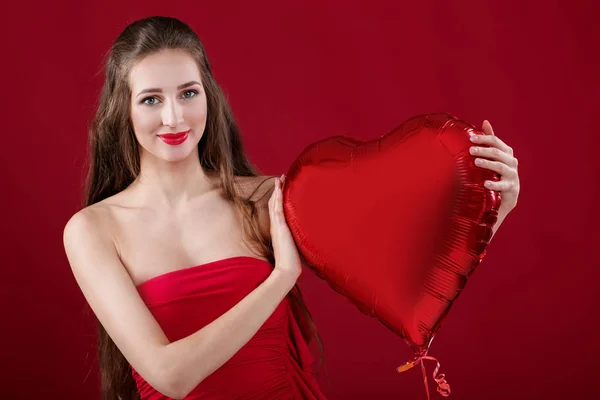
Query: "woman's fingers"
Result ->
[[278, 178, 288, 227], [268, 181, 275, 222], [268, 176, 284, 229], [275, 177, 284, 224]]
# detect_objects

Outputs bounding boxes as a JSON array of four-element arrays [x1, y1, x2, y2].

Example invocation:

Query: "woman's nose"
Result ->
[[162, 100, 184, 127]]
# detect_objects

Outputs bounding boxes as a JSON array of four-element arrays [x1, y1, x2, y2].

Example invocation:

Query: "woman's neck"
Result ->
[[131, 150, 216, 211]]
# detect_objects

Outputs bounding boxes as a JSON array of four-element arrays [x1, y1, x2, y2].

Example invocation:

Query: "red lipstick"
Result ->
[[157, 130, 190, 146]]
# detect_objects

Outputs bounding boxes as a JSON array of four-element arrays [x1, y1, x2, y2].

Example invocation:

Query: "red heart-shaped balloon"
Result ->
[[283, 113, 500, 357]]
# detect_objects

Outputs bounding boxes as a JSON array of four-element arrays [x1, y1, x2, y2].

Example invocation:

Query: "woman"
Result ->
[[63, 16, 326, 400]]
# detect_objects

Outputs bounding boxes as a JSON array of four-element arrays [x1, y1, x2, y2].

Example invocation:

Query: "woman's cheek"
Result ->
[[131, 106, 160, 134], [186, 100, 208, 130]]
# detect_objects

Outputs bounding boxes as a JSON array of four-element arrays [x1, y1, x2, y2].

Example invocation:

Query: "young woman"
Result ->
[[63, 16, 326, 400]]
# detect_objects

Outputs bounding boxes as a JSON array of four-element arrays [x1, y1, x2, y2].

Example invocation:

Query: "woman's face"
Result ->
[[129, 49, 208, 163]]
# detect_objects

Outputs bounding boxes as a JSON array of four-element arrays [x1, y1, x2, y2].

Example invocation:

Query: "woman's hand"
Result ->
[[268, 174, 302, 284], [469, 120, 520, 217]]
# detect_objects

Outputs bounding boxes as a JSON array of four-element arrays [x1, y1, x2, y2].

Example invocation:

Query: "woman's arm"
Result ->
[[63, 205, 296, 399]]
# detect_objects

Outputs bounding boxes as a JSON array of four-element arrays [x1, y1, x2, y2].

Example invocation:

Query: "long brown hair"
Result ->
[[83, 16, 324, 400]]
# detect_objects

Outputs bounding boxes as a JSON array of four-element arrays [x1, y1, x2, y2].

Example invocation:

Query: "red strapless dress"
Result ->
[[130, 256, 326, 399]]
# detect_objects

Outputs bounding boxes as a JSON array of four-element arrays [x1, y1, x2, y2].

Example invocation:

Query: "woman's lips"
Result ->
[[158, 130, 190, 145]]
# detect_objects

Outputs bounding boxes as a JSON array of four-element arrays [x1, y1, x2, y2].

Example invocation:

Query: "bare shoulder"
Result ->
[[62, 198, 124, 271], [63, 206, 100, 244], [63, 202, 114, 245], [63, 187, 135, 240]]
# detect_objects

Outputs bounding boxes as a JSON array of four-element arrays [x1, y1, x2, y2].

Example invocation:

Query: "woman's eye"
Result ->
[[182, 90, 198, 99], [142, 97, 159, 106]]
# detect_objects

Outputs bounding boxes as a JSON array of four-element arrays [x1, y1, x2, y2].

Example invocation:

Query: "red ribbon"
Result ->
[[397, 354, 450, 399]]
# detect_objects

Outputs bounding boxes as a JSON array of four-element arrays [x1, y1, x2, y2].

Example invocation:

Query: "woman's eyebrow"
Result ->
[[136, 80, 201, 97]]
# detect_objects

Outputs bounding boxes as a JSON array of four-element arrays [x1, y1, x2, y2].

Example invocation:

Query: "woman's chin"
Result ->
[[139, 143, 198, 164], [160, 147, 198, 163]]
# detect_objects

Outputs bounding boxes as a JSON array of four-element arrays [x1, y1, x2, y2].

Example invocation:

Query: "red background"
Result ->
[[1, 1, 598, 399]]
